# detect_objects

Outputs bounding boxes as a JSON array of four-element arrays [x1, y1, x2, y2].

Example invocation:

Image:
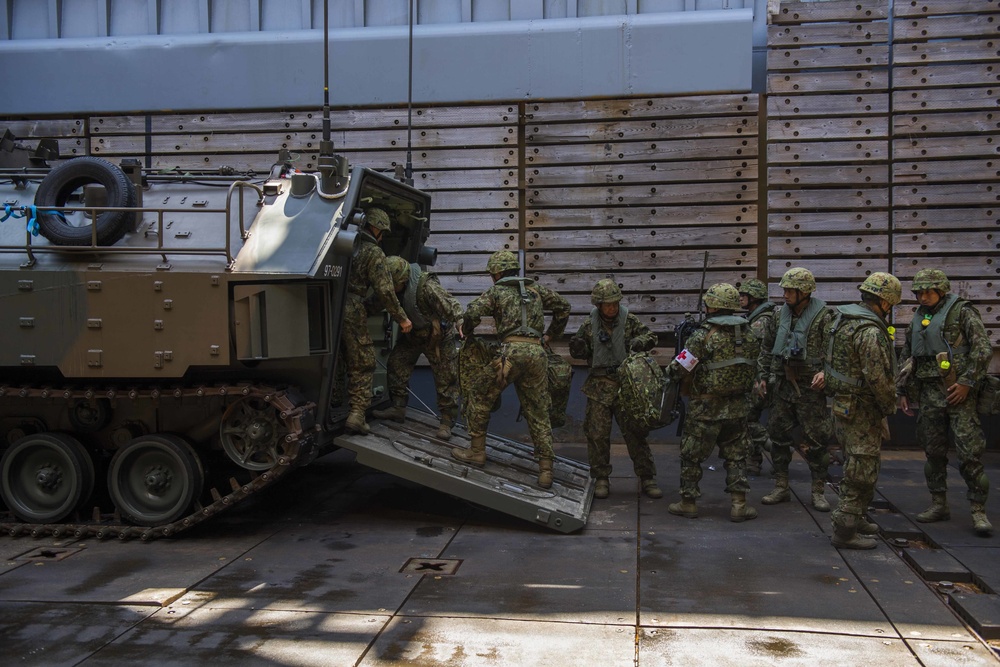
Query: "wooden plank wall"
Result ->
[[767, 0, 1000, 371], [890, 0, 1000, 358]]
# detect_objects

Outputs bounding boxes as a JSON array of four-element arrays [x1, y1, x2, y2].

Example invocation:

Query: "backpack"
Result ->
[[616, 351, 677, 431], [546, 349, 573, 427]]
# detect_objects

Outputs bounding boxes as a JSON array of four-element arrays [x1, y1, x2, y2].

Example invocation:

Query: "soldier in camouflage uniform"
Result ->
[[370, 256, 463, 440], [666, 283, 760, 522], [756, 267, 835, 512], [739, 278, 778, 475], [343, 208, 412, 434], [823, 273, 901, 549], [569, 279, 662, 500], [898, 269, 993, 536], [452, 251, 570, 488]]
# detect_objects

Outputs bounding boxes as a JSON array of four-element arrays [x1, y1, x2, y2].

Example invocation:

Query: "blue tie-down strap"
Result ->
[[0, 205, 65, 236]]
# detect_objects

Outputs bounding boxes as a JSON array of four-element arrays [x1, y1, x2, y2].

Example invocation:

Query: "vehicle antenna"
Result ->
[[318, 0, 348, 195], [403, 0, 415, 186]]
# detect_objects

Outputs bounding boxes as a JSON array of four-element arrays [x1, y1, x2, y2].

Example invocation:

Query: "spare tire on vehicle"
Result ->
[[33, 156, 137, 246]]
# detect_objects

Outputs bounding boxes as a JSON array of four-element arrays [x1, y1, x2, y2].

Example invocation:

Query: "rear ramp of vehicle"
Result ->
[[334, 410, 593, 533]]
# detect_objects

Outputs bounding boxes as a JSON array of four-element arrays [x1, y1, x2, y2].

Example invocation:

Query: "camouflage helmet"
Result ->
[[385, 256, 410, 285], [738, 278, 768, 301], [703, 283, 741, 310], [591, 279, 623, 305], [365, 207, 391, 231], [858, 272, 902, 306], [779, 267, 816, 294], [486, 250, 519, 274], [911, 268, 951, 293]]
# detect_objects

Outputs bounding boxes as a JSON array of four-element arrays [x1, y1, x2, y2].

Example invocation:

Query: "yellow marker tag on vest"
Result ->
[[921, 318, 931, 327]]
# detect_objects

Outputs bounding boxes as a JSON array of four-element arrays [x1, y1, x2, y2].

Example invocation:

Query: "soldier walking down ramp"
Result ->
[[343, 208, 412, 435], [757, 267, 835, 512], [371, 256, 463, 440], [898, 269, 994, 536], [665, 283, 760, 522], [452, 251, 570, 489], [823, 273, 901, 549], [568, 279, 662, 500], [739, 278, 778, 476]]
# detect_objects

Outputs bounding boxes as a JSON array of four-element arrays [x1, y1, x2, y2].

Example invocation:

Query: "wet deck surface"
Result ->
[[1, 436, 998, 666]]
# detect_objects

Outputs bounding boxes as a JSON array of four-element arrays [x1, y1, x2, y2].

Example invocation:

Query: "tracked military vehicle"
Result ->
[[0, 130, 435, 539]]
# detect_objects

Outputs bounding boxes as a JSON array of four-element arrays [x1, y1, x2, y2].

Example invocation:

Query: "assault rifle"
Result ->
[[670, 251, 709, 437]]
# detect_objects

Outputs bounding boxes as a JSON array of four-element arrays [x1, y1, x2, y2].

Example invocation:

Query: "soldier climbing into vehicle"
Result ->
[[569, 279, 662, 500], [370, 255, 464, 440], [452, 250, 570, 489], [343, 207, 412, 435], [665, 283, 760, 522], [739, 278, 777, 476]]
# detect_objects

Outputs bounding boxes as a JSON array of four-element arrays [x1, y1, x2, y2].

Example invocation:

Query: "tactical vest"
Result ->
[[823, 304, 896, 396], [910, 293, 969, 358], [693, 315, 755, 397], [400, 263, 430, 331], [590, 305, 629, 370], [772, 296, 827, 370], [747, 301, 776, 325], [494, 276, 544, 338]]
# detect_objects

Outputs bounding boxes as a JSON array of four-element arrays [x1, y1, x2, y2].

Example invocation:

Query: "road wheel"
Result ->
[[0, 433, 95, 523], [108, 434, 204, 527]]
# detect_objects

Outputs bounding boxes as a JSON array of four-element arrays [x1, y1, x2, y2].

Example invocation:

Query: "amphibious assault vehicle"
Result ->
[[0, 131, 434, 539]]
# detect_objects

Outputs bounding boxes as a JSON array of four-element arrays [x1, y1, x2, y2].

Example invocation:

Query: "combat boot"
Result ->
[[915, 493, 950, 523], [730, 493, 758, 523], [971, 503, 993, 537], [537, 457, 554, 489], [594, 478, 610, 499], [831, 517, 877, 550], [345, 411, 370, 435], [858, 516, 880, 535], [452, 435, 486, 467], [668, 497, 698, 519], [811, 479, 831, 512], [641, 477, 663, 499], [435, 417, 454, 441], [371, 401, 406, 423], [761, 474, 790, 505]]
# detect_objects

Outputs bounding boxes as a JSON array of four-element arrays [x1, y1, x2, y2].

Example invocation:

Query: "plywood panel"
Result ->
[[892, 208, 1000, 231], [767, 93, 888, 117], [768, 44, 888, 71], [768, 234, 889, 257], [893, 110, 1000, 135], [768, 139, 888, 163], [768, 164, 888, 186], [525, 159, 756, 186], [894, 39, 1000, 65], [894, 0, 999, 17], [892, 86, 1000, 112], [525, 205, 755, 229], [893, 183, 1000, 207], [894, 63, 1000, 89], [894, 230, 1000, 255], [768, 187, 889, 210], [526, 182, 755, 207], [771, 0, 888, 24], [767, 70, 889, 94], [893, 159, 1000, 184], [768, 210, 889, 233], [1, 119, 86, 138], [525, 137, 757, 165], [526, 248, 754, 272], [525, 226, 756, 251], [767, 116, 888, 140], [768, 21, 888, 47], [894, 14, 1000, 42], [893, 135, 1000, 159], [523, 94, 757, 122], [525, 116, 755, 143], [769, 257, 891, 280]]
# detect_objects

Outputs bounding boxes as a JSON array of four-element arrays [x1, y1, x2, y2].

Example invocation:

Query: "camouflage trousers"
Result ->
[[463, 342, 554, 459], [746, 396, 772, 467], [830, 396, 882, 527], [678, 416, 750, 499], [343, 294, 376, 414], [767, 384, 831, 482], [915, 380, 990, 504], [384, 327, 460, 421], [584, 397, 656, 480]]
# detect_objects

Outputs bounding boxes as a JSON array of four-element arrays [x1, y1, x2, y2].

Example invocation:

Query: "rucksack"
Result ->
[[616, 351, 677, 431]]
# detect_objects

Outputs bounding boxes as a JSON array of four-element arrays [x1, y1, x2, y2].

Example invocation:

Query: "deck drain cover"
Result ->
[[400, 558, 462, 576], [15, 546, 83, 562]]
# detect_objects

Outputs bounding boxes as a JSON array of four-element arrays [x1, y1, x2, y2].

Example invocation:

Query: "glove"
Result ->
[[629, 339, 646, 353]]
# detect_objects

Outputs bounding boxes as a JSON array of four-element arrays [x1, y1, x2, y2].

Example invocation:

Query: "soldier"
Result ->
[[370, 256, 463, 440], [568, 279, 662, 500], [898, 269, 993, 536], [756, 267, 835, 512], [665, 283, 760, 522], [343, 208, 412, 434], [739, 278, 778, 475], [451, 251, 570, 488], [823, 273, 901, 549]]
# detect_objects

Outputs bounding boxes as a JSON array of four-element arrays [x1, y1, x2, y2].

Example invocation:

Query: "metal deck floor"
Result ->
[[1, 439, 998, 666]]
